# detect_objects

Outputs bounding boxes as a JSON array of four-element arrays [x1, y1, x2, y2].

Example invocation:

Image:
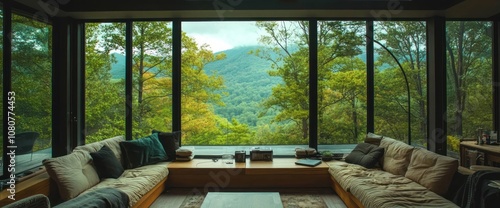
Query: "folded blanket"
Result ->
[[457, 170, 500, 208], [54, 187, 129, 208]]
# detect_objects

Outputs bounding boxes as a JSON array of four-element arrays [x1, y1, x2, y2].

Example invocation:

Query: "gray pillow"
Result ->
[[345, 143, 384, 168]]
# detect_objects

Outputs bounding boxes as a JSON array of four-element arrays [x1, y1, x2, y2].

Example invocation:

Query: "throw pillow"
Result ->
[[43, 150, 100, 200], [90, 145, 124, 179], [345, 143, 384, 168], [120, 141, 149, 169], [152, 129, 181, 161], [120, 133, 168, 169], [379, 137, 414, 176], [405, 148, 459, 196]]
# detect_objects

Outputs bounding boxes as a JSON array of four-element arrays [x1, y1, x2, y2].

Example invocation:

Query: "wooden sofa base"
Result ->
[[0, 170, 167, 208], [133, 177, 167, 208], [330, 175, 364, 208]]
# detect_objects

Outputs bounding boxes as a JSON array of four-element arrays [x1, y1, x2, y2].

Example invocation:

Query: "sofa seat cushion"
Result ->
[[79, 162, 169, 207], [74, 136, 125, 164], [349, 174, 459, 208], [405, 148, 459, 196], [328, 160, 384, 192]]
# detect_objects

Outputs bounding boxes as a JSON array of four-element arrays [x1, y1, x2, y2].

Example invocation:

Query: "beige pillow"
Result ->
[[43, 150, 100, 200], [379, 137, 414, 176], [405, 148, 459, 196]]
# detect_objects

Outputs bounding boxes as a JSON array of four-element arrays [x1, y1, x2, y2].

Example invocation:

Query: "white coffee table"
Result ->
[[201, 192, 283, 208]]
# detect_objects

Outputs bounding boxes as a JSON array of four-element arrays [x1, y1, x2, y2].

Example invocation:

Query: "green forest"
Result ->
[[0, 19, 494, 156]]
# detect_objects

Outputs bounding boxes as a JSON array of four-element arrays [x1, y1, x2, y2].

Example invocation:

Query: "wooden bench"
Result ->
[[166, 158, 330, 188]]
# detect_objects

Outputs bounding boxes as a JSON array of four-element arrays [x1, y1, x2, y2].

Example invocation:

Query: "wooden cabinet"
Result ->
[[460, 141, 500, 168]]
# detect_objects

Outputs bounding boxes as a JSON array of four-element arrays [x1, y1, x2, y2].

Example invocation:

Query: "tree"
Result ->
[[85, 23, 125, 142], [446, 21, 492, 137], [98, 22, 173, 138], [254, 21, 364, 144], [10, 15, 53, 149], [375, 21, 427, 144], [180, 33, 234, 144]]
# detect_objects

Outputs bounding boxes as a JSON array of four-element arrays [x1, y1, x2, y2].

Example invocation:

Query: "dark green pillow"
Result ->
[[345, 143, 384, 168], [90, 145, 124, 179], [119, 133, 168, 169]]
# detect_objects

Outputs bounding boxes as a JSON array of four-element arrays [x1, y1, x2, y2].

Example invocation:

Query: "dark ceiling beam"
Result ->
[[59, 0, 463, 12]]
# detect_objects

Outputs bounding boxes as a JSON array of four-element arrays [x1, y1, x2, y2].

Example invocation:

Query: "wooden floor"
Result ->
[[150, 188, 347, 208]]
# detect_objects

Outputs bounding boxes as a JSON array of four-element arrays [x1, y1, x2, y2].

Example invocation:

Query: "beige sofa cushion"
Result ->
[[349, 172, 459, 208], [379, 137, 414, 176], [80, 161, 170, 207], [405, 148, 459, 196], [74, 135, 125, 164], [43, 150, 100, 200]]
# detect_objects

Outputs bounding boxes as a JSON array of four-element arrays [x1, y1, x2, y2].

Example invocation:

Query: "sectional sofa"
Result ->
[[42, 135, 169, 208], [328, 135, 460, 208], [28, 132, 466, 208]]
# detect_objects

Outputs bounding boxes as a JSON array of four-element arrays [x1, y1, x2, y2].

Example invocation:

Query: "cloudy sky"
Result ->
[[182, 21, 265, 52]]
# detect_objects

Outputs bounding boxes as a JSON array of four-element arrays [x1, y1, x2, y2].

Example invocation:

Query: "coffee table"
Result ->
[[201, 192, 283, 208]]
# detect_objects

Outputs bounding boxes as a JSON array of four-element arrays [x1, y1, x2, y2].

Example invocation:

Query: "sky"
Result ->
[[182, 21, 265, 52]]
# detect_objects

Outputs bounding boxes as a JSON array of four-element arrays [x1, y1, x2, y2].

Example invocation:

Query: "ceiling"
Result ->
[[14, 0, 500, 19]]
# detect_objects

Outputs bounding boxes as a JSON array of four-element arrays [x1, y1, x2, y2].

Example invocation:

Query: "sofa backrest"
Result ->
[[405, 147, 459, 196], [73, 135, 125, 164], [43, 150, 100, 200], [379, 137, 414, 176]]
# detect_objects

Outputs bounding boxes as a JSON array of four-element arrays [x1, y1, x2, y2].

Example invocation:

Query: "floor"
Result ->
[[150, 188, 347, 208]]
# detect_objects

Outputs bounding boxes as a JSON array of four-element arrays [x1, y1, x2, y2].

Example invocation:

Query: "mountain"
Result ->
[[110, 53, 126, 79], [108, 45, 385, 128], [205, 46, 281, 127], [109, 46, 280, 127]]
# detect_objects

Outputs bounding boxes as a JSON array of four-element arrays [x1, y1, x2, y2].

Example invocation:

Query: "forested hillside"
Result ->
[[205, 46, 281, 127]]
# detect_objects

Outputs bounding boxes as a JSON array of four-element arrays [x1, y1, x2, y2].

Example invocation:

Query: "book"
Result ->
[[295, 159, 322, 167]]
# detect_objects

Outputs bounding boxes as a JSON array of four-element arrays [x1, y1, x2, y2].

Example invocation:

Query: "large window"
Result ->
[[85, 23, 126, 143], [374, 21, 427, 147], [446, 21, 493, 156], [317, 21, 366, 145], [181, 21, 309, 145], [11, 14, 52, 173], [76, 19, 497, 157]]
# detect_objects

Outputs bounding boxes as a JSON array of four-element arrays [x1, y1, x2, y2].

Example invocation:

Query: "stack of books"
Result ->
[[295, 147, 317, 158], [176, 148, 194, 161]]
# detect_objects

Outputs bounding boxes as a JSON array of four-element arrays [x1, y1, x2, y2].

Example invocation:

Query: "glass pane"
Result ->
[[131, 21, 173, 138], [11, 14, 52, 173], [317, 21, 366, 145], [374, 21, 427, 147], [85, 23, 126, 143], [446, 21, 493, 157], [0, 8, 3, 176], [181, 21, 309, 145]]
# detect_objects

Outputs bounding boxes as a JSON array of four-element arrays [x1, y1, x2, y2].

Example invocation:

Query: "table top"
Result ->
[[201, 192, 283, 208], [461, 141, 500, 153]]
